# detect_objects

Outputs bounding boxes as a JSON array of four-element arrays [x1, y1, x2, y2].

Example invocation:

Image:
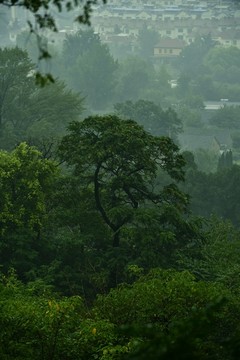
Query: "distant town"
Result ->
[[1, 0, 240, 57], [92, 0, 240, 52]]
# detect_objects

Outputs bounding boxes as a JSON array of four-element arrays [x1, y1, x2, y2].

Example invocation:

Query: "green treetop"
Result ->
[[59, 115, 188, 287], [0, 143, 58, 275]]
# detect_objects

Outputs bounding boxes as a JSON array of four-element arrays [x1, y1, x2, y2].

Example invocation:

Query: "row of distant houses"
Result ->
[[106, 0, 235, 9], [100, 32, 240, 61], [91, 1, 240, 54], [3, 0, 240, 56], [152, 29, 240, 59], [94, 7, 239, 22]]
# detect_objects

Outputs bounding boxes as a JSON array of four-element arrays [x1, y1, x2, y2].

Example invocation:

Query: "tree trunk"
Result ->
[[108, 231, 120, 288]]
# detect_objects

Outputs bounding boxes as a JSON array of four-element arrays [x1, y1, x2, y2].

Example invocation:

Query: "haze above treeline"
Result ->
[[1, 0, 240, 167]]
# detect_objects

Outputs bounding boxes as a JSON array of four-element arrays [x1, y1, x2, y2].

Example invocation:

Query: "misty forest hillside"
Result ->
[[1, 1, 240, 359]]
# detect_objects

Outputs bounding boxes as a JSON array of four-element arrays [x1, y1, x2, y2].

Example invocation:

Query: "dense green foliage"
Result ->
[[1, 28, 240, 359], [1, 268, 240, 360], [0, 143, 57, 278], [58, 115, 189, 288]]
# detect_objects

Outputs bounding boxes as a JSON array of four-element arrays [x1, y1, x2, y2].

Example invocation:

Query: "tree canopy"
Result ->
[[59, 115, 187, 235], [59, 115, 189, 286]]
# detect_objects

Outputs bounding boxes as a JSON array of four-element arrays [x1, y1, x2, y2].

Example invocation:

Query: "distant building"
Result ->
[[153, 38, 186, 57], [91, 0, 240, 52]]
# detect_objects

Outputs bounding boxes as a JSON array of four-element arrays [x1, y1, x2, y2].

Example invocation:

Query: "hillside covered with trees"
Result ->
[[1, 3, 240, 357]]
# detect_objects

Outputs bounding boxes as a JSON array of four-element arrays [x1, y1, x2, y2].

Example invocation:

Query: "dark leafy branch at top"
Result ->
[[1, 0, 107, 26], [1, 0, 107, 84]]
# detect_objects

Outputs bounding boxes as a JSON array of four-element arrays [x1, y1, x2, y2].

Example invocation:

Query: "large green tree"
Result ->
[[59, 115, 189, 287]]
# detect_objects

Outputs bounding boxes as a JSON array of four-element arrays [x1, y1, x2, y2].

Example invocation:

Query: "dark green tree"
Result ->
[[59, 115, 188, 287]]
